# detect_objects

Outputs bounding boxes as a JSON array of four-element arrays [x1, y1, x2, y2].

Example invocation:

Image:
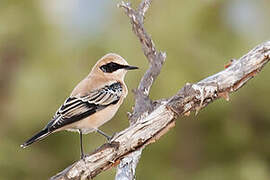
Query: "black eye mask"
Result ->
[[100, 62, 126, 73]]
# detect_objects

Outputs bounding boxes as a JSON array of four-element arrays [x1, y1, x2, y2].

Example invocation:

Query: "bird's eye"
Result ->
[[100, 65, 108, 73]]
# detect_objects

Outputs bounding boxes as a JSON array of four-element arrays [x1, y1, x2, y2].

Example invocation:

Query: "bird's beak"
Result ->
[[124, 65, 139, 70]]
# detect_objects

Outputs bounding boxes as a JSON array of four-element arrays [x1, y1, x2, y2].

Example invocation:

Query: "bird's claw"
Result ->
[[80, 154, 87, 161], [107, 132, 117, 142]]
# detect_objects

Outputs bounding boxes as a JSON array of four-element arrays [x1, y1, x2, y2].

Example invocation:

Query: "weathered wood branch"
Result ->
[[116, 1, 165, 179], [50, 0, 270, 179], [118, 0, 166, 123], [50, 39, 270, 179], [115, 149, 142, 180]]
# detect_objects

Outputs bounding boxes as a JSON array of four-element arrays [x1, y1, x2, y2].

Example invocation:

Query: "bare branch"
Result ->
[[115, 149, 142, 180], [116, 1, 165, 179], [138, 0, 151, 17], [118, 1, 166, 123], [50, 41, 270, 180]]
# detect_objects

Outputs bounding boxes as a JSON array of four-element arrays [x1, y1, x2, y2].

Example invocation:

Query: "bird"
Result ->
[[21, 53, 138, 159]]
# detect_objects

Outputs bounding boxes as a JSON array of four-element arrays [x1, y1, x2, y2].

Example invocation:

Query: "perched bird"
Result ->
[[21, 53, 138, 159]]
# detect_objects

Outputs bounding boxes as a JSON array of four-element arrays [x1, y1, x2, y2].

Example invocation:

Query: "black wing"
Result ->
[[47, 82, 123, 132]]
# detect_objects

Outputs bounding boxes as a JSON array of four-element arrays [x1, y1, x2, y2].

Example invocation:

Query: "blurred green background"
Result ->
[[1, 0, 270, 179]]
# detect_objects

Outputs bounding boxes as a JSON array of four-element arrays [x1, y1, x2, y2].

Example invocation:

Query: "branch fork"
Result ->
[[50, 0, 270, 179]]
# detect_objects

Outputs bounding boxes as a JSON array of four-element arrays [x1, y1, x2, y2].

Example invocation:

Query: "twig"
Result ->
[[50, 40, 270, 180]]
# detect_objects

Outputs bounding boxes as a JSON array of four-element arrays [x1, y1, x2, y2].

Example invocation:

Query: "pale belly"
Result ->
[[64, 103, 120, 134]]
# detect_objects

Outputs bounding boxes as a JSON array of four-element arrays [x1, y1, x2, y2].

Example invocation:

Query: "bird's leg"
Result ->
[[96, 129, 112, 141], [79, 129, 85, 159]]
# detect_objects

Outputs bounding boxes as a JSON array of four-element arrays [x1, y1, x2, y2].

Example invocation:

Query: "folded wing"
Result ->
[[48, 82, 123, 131]]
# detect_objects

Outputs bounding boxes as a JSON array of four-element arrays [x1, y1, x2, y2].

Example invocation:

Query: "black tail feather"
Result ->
[[20, 128, 51, 148]]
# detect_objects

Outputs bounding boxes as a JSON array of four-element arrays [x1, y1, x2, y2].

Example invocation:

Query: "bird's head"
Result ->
[[91, 53, 138, 80]]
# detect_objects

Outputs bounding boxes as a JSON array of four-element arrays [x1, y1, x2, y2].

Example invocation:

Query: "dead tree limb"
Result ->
[[50, 0, 270, 179], [118, 0, 166, 124], [50, 40, 270, 180], [115, 1, 166, 179]]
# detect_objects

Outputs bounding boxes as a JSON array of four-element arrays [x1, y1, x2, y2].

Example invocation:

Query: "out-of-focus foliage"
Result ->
[[1, 0, 270, 179]]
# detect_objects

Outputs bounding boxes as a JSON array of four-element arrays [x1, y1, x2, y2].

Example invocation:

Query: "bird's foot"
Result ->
[[106, 132, 117, 142], [80, 153, 87, 160], [96, 129, 114, 142]]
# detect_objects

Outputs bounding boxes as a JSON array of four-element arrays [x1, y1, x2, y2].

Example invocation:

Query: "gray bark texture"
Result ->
[[50, 0, 270, 180], [115, 1, 164, 179]]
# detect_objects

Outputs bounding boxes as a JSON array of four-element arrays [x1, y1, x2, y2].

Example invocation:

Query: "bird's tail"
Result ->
[[20, 128, 51, 148]]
